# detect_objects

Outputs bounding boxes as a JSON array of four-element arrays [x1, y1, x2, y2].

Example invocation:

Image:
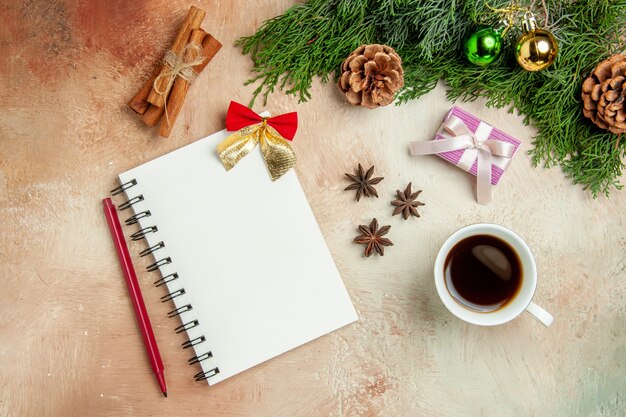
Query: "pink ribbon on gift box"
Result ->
[[409, 115, 516, 204]]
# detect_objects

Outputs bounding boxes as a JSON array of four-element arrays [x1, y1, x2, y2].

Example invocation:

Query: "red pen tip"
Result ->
[[163, 391, 167, 398]]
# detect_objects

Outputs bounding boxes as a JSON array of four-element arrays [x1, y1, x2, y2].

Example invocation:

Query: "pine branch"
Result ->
[[237, 0, 626, 196], [236, 0, 377, 106]]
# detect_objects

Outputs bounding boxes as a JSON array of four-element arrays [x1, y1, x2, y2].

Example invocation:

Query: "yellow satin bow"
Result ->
[[217, 118, 296, 181]]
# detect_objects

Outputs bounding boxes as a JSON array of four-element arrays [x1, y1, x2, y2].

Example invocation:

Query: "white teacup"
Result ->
[[434, 224, 553, 327]]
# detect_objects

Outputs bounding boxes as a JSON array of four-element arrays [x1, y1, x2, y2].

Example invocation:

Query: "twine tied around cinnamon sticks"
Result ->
[[153, 45, 205, 129], [127, 6, 222, 138], [155, 47, 204, 96]]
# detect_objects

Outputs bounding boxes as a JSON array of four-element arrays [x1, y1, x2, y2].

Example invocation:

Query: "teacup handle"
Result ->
[[525, 302, 553, 327]]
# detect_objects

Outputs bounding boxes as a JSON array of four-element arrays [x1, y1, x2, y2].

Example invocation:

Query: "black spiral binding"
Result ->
[[119, 195, 144, 210], [112, 178, 217, 383], [147, 257, 171, 272], [195, 367, 220, 382], [140, 241, 164, 257], [126, 210, 151, 226], [111, 179, 137, 196], [175, 320, 199, 334], [188, 352, 212, 365], [161, 288, 185, 302], [168, 304, 192, 318], [154, 272, 178, 287], [130, 226, 157, 241], [182, 336, 205, 349]]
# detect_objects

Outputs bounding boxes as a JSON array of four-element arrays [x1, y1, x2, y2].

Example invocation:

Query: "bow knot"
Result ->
[[410, 115, 516, 204], [472, 135, 487, 150], [217, 101, 298, 181]]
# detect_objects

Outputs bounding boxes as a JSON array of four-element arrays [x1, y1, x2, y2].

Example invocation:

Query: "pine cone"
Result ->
[[338, 44, 404, 109], [582, 54, 626, 134]]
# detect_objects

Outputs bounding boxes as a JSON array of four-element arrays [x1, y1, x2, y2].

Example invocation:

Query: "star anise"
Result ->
[[354, 218, 393, 257], [344, 163, 384, 201], [391, 182, 425, 219]]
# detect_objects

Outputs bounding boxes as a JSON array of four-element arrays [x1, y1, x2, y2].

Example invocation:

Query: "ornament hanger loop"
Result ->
[[484, 0, 526, 15], [484, 1, 529, 37]]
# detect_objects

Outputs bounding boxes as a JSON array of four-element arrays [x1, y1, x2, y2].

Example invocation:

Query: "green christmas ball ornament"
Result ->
[[464, 26, 503, 66]]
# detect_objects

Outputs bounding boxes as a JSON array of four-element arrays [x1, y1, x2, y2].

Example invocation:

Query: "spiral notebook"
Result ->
[[113, 120, 357, 384]]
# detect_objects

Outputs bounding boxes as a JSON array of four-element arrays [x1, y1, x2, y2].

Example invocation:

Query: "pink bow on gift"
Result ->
[[409, 115, 516, 204]]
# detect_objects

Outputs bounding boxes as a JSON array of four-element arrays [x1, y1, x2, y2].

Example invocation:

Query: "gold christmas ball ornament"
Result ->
[[515, 12, 558, 71]]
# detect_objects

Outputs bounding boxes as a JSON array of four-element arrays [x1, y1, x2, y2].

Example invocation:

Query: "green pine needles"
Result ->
[[237, 0, 626, 196]]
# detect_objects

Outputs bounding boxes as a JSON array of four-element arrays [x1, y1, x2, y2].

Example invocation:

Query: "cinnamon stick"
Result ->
[[159, 32, 222, 137], [141, 103, 166, 126], [147, 6, 206, 108], [141, 32, 221, 128], [127, 74, 157, 115]]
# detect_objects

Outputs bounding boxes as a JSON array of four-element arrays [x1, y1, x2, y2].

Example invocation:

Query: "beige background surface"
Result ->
[[1, 1, 625, 416]]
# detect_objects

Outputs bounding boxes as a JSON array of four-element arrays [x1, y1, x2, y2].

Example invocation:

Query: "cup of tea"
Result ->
[[434, 224, 553, 326]]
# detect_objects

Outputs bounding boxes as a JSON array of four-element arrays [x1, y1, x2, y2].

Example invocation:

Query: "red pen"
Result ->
[[102, 198, 167, 397]]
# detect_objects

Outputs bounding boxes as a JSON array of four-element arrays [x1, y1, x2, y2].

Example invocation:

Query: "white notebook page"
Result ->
[[118, 123, 357, 384]]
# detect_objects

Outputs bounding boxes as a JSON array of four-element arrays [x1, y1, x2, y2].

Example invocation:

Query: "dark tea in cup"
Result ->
[[444, 234, 522, 312], [435, 224, 552, 326]]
